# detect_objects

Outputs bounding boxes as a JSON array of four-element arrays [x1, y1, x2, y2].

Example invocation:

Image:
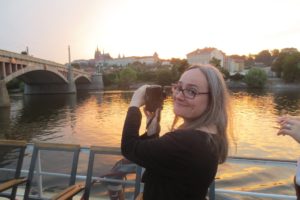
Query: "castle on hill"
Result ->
[[72, 46, 247, 75]]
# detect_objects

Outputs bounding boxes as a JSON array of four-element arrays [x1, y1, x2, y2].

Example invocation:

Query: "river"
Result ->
[[1, 88, 300, 199]]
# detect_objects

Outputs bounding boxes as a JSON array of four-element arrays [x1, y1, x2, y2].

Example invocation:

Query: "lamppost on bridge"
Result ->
[[96, 63, 103, 75], [66, 45, 76, 93]]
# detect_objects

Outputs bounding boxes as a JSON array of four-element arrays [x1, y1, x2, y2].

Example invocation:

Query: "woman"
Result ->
[[121, 65, 230, 200], [277, 116, 300, 199]]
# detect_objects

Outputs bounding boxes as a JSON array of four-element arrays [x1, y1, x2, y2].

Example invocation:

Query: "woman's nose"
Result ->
[[174, 90, 185, 100]]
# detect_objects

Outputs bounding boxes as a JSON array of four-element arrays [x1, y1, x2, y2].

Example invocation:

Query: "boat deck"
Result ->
[[0, 143, 298, 200]]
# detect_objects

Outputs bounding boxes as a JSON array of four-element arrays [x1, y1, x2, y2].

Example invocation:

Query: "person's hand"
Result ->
[[277, 116, 300, 143], [129, 85, 149, 107], [144, 107, 161, 136]]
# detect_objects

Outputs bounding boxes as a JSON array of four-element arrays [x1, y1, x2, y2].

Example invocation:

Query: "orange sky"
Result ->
[[1, 0, 300, 63]]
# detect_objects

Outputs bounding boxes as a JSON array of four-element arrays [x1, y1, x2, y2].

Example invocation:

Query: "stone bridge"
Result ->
[[0, 49, 103, 107]]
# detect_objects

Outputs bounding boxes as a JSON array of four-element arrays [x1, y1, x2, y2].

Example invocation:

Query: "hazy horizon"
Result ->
[[1, 0, 300, 64]]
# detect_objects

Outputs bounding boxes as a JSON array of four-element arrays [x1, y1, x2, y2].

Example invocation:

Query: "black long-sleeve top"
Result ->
[[121, 107, 219, 200]]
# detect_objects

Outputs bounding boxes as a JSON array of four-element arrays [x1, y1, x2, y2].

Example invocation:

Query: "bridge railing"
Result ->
[[0, 49, 91, 76], [0, 49, 66, 68]]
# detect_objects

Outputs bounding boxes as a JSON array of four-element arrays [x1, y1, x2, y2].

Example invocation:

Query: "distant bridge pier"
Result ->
[[76, 73, 104, 90], [67, 63, 76, 93], [0, 80, 10, 107], [90, 73, 104, 90]]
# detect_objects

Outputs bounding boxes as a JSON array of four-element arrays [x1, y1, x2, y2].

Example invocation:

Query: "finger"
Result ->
[[277, 117, 285, 124], [143, 108, 150, 118], [278, 128, 292, 136], [143, 107, 149, 116], [277, 116, 289, 124], [154, 108, 161, 116], [277, 132, 286, 136], [143, 107, 154, 117], [278, 119, 292, 128], [150, 109, 161, 122]]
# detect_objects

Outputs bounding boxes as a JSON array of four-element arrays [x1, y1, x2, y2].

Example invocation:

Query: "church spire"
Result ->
[[95, 46, 101, 60]]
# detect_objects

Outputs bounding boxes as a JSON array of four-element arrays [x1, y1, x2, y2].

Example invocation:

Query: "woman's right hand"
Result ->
[[129, 85, 149, 108]]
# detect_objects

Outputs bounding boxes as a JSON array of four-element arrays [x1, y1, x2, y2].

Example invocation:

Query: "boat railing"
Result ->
[[0, 143, 298, 200], [214, 157, 297, 200]]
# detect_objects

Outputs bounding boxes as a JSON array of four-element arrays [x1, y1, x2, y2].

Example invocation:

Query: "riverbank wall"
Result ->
[[227, 78, 300, 90]]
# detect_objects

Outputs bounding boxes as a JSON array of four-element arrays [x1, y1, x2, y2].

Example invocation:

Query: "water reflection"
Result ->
[[0, 89, 300, 160], [0, 145, 24, 182], [1, 89, 300, 198], [1, 94, 86, 141], [0, 107, 10, 131], [272, 89, 300, 116], [229, 88, 300, 160]]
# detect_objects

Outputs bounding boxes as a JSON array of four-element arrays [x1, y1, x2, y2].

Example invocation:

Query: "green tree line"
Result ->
[[103, 59, 189, 89], [271, 50, 300, 82]]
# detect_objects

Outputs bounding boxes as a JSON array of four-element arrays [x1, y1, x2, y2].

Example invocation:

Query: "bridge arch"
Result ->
[[5, 66, 69, 84], [74, 75, 91, 83], [1, 49, 103, 107]]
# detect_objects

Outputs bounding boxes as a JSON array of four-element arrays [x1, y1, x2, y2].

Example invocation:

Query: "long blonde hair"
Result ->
[[171, 65, 230, 163]]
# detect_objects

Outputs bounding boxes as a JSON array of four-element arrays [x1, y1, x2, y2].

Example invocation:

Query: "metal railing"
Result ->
[[0, 143, 298, 199], [215, 157, 297, 199]]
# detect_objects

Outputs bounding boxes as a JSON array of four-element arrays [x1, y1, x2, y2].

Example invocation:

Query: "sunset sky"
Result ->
[[1, 0, 300, 64]]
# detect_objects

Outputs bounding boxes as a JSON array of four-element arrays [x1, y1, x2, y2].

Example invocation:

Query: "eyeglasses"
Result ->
[[172, 84, 210, 99]]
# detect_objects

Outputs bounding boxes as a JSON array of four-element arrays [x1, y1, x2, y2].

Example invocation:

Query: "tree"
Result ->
[[170, 58, 189, 77], [281, 52, 300, 82], [244, 68, 267, 88], [272, 51, 300, 81], [209, 57, 229, 79], [244, 55, 255, 68], [156, 69, 173, 86], [271, 52, 286, 77], [230, 72, 244, 81], [255, 50, 272, 66], [137, 70, 157, 82], [209, 57, 221, 68], [71, 63, 81, 69], [103, 72, 119, 86], [119, 67, 137, 89], [271, 49, 280, 59], [218, 67, 230, 80], [6, 78, 23, 90]]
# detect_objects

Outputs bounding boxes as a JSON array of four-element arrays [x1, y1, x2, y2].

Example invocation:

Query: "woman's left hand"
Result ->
[[144, 107, 161, 136]]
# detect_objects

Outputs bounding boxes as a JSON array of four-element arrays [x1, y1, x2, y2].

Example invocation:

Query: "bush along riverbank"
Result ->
[[226, 78, 300, 90]]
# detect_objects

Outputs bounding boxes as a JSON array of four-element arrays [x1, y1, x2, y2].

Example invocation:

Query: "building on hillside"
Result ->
[[160, 59, 171, 66], [72, 48, 165, 73], [225, 57, 245, 75], [71, 59, 95, 73], [71, 47, 113, 73], [281, 48, 298, 54], [104, 52, 160, 66], [186, 47, 225, 67], [94, 47, 113, 63]]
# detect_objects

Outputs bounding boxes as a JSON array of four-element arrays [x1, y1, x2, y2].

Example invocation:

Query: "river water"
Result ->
[[1, 88, 300, 199]]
